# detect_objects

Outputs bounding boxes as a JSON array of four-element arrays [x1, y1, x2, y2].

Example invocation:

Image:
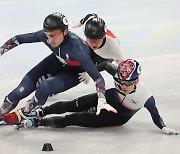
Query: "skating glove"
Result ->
[[162, 127, 180, 135], [0, 47, 3, 57], [72, 19, 82, 28], [0, 37, 19, 56], [72, 13, 97, 28], [78, 72, 91, 84], [96, 98, 117, 116]]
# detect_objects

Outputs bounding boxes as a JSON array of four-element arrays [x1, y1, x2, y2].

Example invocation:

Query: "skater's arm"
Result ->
[[144, 96, 179, 135], [0, 30, 44, 56], [96, 61, 117, 76], [144, 96, 166, 129]]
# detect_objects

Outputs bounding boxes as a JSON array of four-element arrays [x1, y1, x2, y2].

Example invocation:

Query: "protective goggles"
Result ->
[[86, 38, 103, 44], [44, 31, 63, 38], [118, 79, 135, 86]]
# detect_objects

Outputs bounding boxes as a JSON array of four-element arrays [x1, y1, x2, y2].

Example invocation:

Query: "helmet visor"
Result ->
[[117, 79, 135, 86], [44, 31, 63, 38], [86, 38, 103, 43]]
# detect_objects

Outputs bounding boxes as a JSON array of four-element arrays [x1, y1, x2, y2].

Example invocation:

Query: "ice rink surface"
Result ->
[[0, 0, 180, 153]]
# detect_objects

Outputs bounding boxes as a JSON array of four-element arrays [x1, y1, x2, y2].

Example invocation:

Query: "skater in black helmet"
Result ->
[[0, 12, 117, 121], [23, 59, 179, 135], [73, 13, 124, 84]]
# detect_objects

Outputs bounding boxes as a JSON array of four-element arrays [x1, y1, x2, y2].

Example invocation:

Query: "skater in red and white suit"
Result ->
[[74, 13, 125, 84]]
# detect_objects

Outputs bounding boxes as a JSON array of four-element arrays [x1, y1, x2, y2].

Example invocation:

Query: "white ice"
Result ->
[[0, 0, 180, 154]]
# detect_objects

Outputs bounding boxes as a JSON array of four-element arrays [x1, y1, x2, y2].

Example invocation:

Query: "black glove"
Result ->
[[72, 13, 97, 28]]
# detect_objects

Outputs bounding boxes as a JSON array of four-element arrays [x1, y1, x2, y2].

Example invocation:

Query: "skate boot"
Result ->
[[14, 118, 42, 130], [28, 106, 46, 119], [2, 96, 37, 125], [23, 118, 42, 128], [2, 108, 28, 124], [0, 97, 16, 115], [24, 96, 37, 113], [0, 97, 18, 121]]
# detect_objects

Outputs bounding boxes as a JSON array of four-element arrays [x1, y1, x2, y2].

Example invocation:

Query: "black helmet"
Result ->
[[84, 17, 106, 39], [43, 12, 68, 32]]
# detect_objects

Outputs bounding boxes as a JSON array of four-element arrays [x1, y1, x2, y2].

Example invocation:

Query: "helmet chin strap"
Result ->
[[98, 37, 106, 49]]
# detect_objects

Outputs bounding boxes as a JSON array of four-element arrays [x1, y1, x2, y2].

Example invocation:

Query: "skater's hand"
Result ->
[[78, 72, 90, 84], [72, 13, 97, 28], [72, 19, 82, 28], [0, 37, 20, 57], [0, 43, 12, 56], [96, 98, 117, 116], [0, 47, 4, 57], [162, 127, 180, 135]]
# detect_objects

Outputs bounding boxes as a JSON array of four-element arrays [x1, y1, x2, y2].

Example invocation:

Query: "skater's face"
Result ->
[[118, 79, 139, 95], [45, 29, 68, 48], [86, 37, 105, 50]]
